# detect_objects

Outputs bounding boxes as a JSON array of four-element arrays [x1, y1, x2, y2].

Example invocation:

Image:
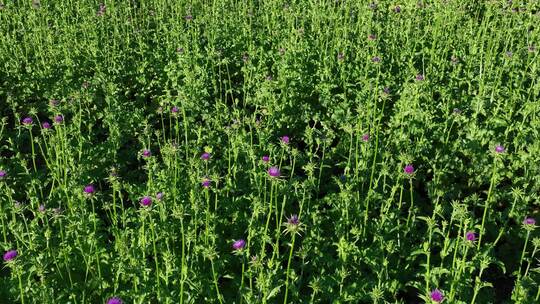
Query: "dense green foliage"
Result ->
[[1, 0, 539, 303]]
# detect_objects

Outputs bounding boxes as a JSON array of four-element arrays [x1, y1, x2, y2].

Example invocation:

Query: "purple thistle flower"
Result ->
[[171, 106, 179, 113], [394, 5, 401, 13], [3, 249, 18, 262], [368, 34, 377, 41], [156, 192, 164, 201], [54, 115, 64, 123], [466, 231, 476, 242], [232, 239, 246, 251], [38, 204, 46, 213], [106, 297, 123, 304], [362, 133, 370, 142], [0, 170, 6, 179], [202, 178, 211, 188], [372, 56, 381, 63], [185, 14, 193, 21], [42, 122, 51, 129], [415, 74, 424, 81], [140, 196, 152, 207], [495, 145, 505, 153], [430, 289, 444, 303], [22, 117, 33, 125], [201, 152, 211, 160], [262, 155, 270, 163], [404, 164, 414, 175], [268, 166, 280, 177], [288, 214, 299, 225], [281, 135, 290, 144], [523, 217, 536, 226], [142, 149, 152, 158], [84, 184, 95, 195], [337, 52, 345, 61]]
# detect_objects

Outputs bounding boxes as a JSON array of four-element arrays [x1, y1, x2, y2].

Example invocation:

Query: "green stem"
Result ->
[[477, 160, 498, 250], [29, 130, 37, 173], [517, 231, 530, 280], [283, 234, 297, 304]]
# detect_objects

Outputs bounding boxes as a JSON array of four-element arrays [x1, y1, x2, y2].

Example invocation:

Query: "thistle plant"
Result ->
[[0, 1, 538, 303]]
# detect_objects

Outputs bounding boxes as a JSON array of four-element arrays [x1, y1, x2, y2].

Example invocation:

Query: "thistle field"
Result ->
[[1, 1, 539, 303]]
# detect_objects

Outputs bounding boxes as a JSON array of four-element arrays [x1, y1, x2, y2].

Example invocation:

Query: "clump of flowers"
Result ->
[[202, 178, 211, 188], [430, 289, 444, 303], [84, 184, 95, 195], [232, 239, 246, 251], [3, 249, 18, 262], [22, 117, 33, 125], [140, 196, 152, 207], [523, 217, 536, 227], [106, 297, 123, 304], [404, 164, 415, 175], [284, 214, 303, 235], [466, 231, 476, 242], [201, 152, 211, 160], [268, 166, 280, 177]]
